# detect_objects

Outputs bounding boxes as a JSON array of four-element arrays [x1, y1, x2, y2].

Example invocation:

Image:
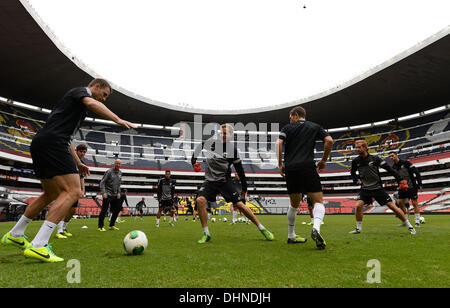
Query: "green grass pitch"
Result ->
[[0, 214, 449, 288]]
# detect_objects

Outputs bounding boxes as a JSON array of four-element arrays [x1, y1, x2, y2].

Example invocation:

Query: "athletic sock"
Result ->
[[356, 221, 363, 231], [232, 211, 237, 222], [287, 206, 297, 239], [10, 215, 32, 238], [415, 213, 421, 223], [203, 227, 210, 235], [405, 220, 413, 228], [257, 224, 265, 231], [31, 221, 57, 248], [156, 218, 160, 225], [57, 221, 65, 234], [312, 203, 325, 232]]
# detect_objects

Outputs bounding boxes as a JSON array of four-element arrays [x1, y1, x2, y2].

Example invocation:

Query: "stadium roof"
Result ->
[[1, 0, 449, 129]]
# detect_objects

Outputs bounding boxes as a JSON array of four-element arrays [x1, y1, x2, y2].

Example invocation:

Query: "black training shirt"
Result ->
[[37, 87, 92, 145], [279, 120, 329, 170], [351, 154, 402, 190]]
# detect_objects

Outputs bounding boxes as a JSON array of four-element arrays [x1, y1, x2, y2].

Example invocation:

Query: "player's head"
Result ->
[[165, 170, 171, 179], [75, 143, 87, 159], [141, 197, 145, 201], [220, 124, 234, 143], [355, 140, 368, 156], [289, 106, 306, 123], [88, 78, 112, 103], [113, 159, 122, 171], [388, 151, 399, 163], [122, 188, 128, 194]]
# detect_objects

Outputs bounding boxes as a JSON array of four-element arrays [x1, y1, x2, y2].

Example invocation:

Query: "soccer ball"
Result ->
[[223, 218, 228, 222], [419, 216, 426, 224], [211, 218, 216, 223], [123, 230, 148, 255]]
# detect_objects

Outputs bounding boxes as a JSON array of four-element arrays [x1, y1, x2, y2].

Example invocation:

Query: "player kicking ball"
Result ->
[[1, 78, 137, 262], [191, 124, 274, 244], [349, 140, 416, 235]]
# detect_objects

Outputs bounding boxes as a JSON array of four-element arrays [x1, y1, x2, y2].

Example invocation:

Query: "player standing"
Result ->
[[191, 124, 274, 244], [1, 78, 136, 262], [276, 106, 333, 248], [98, 159, 123, 231], [156, 170, 176, 227], [135, 197, 146, 221], [388, 151, 423, 227], [114, 188, 129, 223], [349, 140, 416, 234], [55, 143, 88, 239]]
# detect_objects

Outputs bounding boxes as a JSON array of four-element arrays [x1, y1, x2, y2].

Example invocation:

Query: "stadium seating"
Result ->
[[0, 99, 449, 217]]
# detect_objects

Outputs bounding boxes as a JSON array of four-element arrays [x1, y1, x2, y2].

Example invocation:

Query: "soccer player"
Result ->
[[1, 78, 136, 262], [173, 195, 180, 222], [56, 143, 88, 239], [391, 191, 411, 226], [276, 106, 333, 248], [191, 123, 274, 244], [98, 159, 123, 231], [115, 188, 129, 223], [135, 197, 146, 221], [349, 140, 416, 234], [156, 170, 176, 227], [388, 151, 423, 227], [184, 196, 197, 221], [230, 172, 249, 224]]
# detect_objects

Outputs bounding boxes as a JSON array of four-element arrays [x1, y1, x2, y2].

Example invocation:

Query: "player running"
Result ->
[[388, 151, 423, 227], [349, 140, 416, 235], [276, 106, 333, 248], [191, 124, 274, 244], [1, 78, 136, 262]]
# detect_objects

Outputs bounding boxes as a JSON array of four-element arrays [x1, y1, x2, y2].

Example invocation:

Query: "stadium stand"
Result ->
[[0, 98, 449, 219]]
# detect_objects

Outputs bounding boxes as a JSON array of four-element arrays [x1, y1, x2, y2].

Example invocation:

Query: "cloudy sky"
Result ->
[[27, 0, 450, 111]]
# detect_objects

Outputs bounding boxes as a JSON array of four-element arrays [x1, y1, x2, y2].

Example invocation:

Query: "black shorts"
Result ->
[[398, 187, 418, 200], [197, 180, 241, 204], [186, 206, 194, 214], [285, 164, 322, 195], [30, 135, 78, 179], [358, 189, 392, 206], [159, 199, 173, 208]]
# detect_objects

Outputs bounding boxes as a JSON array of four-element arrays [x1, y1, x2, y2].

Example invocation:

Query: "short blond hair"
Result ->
[[355, 139, 368, 149]]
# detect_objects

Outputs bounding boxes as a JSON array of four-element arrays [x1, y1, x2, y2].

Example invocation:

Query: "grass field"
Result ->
[[0, 214, 449, 288]]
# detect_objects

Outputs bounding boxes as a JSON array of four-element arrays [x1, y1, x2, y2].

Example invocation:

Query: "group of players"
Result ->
[[1, 78, 424, 263]]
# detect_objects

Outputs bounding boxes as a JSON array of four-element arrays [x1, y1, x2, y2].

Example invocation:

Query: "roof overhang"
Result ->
[[0, 0, 449, 128]]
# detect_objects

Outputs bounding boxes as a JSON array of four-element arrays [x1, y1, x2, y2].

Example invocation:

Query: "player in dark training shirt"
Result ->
[[350, 140, 417, 235], [135, 197, 146, 221], [388, 151, 423, 227], [277, 106, 333, 249], [156, 170, 177, 227], [191, 124, 274, 244], [2, 78, 137, 262], [55, 143, 88, 239]]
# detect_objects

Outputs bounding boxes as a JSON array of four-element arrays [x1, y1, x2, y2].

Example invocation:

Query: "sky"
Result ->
[[27, 0, 450, 111]]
